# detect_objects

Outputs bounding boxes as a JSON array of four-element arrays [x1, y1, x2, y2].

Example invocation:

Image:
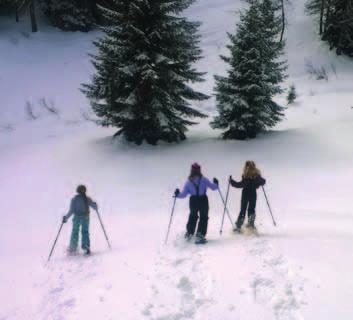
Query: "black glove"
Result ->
[[229, 175, 233, 182], [174, 188, 180, 197], [213, 178, 219, 185], [62, 216, 68, 223]]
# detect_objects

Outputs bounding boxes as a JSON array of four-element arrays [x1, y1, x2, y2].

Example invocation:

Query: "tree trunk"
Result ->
[[29, 0, 38, 32], [280, 0, 285, 42], [319, 0, 325, 34], [324, 0, 332, 33]]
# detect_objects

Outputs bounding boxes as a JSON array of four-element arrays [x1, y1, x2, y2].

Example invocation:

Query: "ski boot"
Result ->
[[245, 221, 258, 236], [195, 233, 207, 245], [233, 224, 242, 233], [67, 247, 78, 256], [84, 248, 91, 256], [184, 232, 192, 241], [246, 222, 256, 231]]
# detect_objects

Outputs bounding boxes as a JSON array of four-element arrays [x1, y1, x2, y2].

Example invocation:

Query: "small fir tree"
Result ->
[[82, 0, 208, 145], [211, 0, 287, 140], [287, 84, 297, 104]]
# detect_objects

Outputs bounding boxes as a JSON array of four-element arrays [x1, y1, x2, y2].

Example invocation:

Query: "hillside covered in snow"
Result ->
[[1, 0, 353, 319]]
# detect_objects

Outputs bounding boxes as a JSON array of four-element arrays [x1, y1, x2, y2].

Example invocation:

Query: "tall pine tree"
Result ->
[[82, 0, 208, 145], [211, 0, 287, 140]]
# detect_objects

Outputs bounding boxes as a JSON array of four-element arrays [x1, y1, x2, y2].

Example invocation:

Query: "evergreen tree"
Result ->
[[306, 0, 353, 56], [41, 0, 97, 31], [82, 0, 208, 145], [323, 0, 353, 56], [287, 84, 297, 104], [211, 0, 287, 140]]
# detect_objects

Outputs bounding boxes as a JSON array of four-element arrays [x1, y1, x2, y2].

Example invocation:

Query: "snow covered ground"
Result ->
[[1, 1, 353, 319]]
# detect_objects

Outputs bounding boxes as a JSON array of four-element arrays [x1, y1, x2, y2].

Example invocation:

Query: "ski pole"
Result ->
[[95, 209, 112, 249], [47, 221, 64, 262], [217, 188, 234, 227], [165, 196, 177, 245], [262, 186, 277, 227], [220, 178, 231, 235]]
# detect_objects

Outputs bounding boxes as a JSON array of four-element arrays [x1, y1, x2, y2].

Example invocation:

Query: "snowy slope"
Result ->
[[1, 1, 353, 319]]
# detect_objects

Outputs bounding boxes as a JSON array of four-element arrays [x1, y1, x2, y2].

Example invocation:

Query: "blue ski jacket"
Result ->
[[65, 194, 97, 219]]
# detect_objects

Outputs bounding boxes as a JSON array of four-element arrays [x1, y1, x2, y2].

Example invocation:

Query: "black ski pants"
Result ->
[[236, 191, 257, 228], [187, 195, 209, 236]]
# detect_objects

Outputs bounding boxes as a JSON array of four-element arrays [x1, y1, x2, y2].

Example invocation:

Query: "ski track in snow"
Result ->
[[244, 234, 304, 320], [141, 235, 214, 320], [139, 230, 306, 320], [38, 256, 100, 320]]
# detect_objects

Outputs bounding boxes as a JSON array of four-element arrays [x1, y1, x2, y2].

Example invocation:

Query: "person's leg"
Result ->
[[81, 216, 90, 251], [247, 193, 257, 227], [186, 197, 199, 235], [197, 196, 209, 237], [69, 215, 80, 252], [236, 193, 249, 229]]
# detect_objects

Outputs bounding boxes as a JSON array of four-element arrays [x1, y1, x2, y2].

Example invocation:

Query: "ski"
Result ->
[[195, 239, 208, 245]]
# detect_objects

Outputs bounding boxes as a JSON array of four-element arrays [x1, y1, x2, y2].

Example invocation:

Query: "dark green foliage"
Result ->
[[41, 0, 97, 31], [287, 84, 297, 104], [211, 0, 287, 140], [0, 0, 14, 13], [323, 0, 353, 56], [82, 0, 208, 145], [306, 0, 353, 57], [0, 0, 23, 15]]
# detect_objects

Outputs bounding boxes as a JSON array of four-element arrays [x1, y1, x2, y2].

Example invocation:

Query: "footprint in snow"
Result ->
[[172, 258, 186, 266], [142, 304, 154, 316], [49, 287, 64, 295], [58, 298, 76, 309], [251, 276, 274, 302], [177, 276, 193, 293]]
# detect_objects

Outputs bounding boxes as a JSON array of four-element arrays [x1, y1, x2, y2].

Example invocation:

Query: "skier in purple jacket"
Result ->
[[174, 163, 219, 244]]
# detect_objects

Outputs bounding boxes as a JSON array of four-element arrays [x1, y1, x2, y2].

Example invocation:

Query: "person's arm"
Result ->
[[177, 182, 190, 199], [88, 197, 98, 211], [64, 199, 75, 222], [257, 176, 266, 187], [230, 177, 244, 188], [205, 177, 218, 191]]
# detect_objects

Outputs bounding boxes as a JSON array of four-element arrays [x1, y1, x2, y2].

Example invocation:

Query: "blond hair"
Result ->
[[242, 161, 261, 179]]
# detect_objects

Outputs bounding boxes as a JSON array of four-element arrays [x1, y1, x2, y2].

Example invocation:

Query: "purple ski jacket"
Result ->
[[177, 176, 218, 199]]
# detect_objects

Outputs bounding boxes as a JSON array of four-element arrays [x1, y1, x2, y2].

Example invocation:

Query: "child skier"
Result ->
[[230, 161, 266, 232], [63, 185, 98, 255], [174, 163, 219, 244]]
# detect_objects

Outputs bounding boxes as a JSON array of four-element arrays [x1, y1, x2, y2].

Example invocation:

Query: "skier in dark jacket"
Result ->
[[230, 161, 266, 232], [175, 163, 219, 244], [63, 185, 98, 255]]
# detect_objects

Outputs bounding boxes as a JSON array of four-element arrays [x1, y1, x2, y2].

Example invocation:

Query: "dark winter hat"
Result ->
[[191, 162, 201, 172], [76, 185, 87, 194]]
